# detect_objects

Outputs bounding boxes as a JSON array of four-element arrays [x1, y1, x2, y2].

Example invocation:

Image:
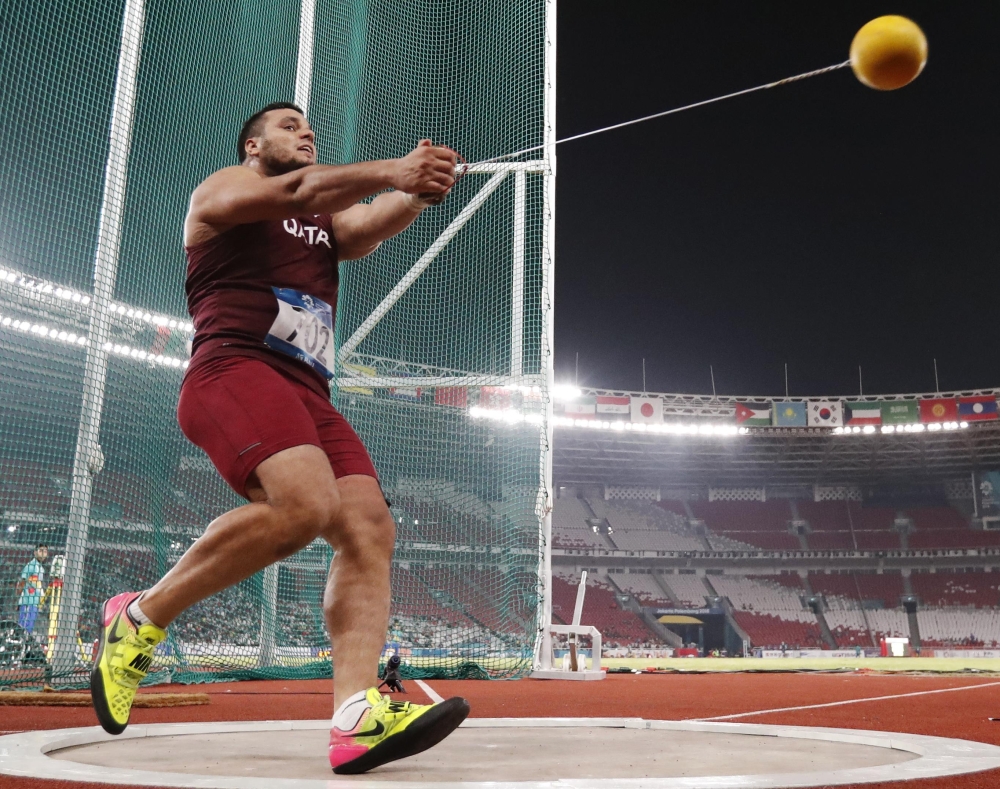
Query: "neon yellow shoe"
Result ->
[[329, 687, 470, 774], [90, 592, 166, 734]]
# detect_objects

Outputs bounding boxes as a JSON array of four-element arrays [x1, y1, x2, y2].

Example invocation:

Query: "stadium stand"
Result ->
[[911, 570, 1000, 608], [552, 496, 608, 550], [709, 574, 824, 649], [613, 572, 673, 606], [610, 530, 705, 552], [662, 574, 709, 608], [917, 609, 1000, 647], [807, 571, 908, 646]]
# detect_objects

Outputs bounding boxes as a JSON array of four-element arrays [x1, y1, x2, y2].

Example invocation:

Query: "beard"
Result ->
[[259, 139, 310, 175]]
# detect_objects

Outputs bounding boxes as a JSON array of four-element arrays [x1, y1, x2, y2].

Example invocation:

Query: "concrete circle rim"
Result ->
[[2, 717, 1000, 788]]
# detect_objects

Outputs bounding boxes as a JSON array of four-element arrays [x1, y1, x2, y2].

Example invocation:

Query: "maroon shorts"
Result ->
[[177, 356, 378, 498]]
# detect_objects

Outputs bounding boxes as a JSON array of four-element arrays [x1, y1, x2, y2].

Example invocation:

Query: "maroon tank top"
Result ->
[[184, 214, 339, 396]]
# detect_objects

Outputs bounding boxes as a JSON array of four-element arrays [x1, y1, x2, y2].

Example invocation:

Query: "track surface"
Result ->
[[3, 673, 1000, 788]]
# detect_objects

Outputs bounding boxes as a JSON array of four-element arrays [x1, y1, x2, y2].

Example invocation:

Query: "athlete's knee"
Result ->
[[271, 488, 340, 557], [335, 508, 395, 564]]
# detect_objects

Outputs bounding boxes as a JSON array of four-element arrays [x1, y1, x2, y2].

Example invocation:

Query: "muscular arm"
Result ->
[[332, 191, 427, 260], [185, 142, 455, 246]]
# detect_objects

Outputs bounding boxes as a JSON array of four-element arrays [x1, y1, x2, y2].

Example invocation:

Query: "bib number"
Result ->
[[265, 287, 335, 379]]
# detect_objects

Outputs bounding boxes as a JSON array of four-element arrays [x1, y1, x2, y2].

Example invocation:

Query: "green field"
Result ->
[[600, 656, 1000, 674]]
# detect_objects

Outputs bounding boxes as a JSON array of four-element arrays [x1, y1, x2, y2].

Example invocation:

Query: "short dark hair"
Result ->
[[35, 543, 48, 551], [237, 102, 304, 163]]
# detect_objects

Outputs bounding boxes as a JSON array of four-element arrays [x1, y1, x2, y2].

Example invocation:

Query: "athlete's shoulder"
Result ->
[[195, 165, 262, 193]]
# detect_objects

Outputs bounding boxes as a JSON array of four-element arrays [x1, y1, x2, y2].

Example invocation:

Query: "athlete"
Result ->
[[90, 102, 469, 774]]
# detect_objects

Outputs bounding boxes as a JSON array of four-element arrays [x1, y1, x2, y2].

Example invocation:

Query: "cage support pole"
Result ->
[[534, 0, 557, 673], [511, 171, 526, 378], [256, 0, 319, 670], [52, 0, 146, 682], [294, 0, 316, 114]]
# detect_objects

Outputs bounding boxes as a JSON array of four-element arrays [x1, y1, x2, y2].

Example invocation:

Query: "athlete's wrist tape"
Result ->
[[401, 192, 440, 210]]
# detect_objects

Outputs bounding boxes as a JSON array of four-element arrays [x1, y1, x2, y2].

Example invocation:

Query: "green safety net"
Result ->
[[0, 0, 549, 687]]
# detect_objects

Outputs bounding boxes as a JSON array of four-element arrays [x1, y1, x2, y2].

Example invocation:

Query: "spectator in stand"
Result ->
[[14, 544, 48, 635]]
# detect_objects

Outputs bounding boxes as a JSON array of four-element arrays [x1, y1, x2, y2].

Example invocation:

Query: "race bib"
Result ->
[[265, 287, 335, 379]]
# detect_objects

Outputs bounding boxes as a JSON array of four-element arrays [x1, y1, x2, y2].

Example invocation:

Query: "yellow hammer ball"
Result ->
[[850, 15, 927, 91]]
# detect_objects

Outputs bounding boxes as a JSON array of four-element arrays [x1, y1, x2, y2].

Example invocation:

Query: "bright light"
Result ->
[[550, 416, 739, 437], [0, 313, 89, 348], [0, 264, 193, 335], [862, 425, 876, 434], [551, 383, 582, 402], [469, 406, 543, 426]]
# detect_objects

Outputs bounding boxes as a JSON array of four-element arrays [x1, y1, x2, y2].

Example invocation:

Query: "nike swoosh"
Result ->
[[349, 719, 384, 738], [106, 610, 125, 644]]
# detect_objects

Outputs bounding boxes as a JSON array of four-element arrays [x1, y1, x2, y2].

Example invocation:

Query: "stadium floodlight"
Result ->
[[551, 383, 582, 401], [863, 425, 876, 434]]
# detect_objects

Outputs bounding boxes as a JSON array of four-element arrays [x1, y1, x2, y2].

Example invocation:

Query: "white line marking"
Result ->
[[692, 679, 1000, 721], [415, 679, 444, 703]]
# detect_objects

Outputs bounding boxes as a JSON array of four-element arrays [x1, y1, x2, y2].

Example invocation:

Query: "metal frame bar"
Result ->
[[338, 169, 509, 362], [52, 0, 146, 680]]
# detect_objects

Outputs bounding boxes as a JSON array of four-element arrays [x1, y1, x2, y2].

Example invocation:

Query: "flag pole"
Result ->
[[784, 363, 789, 398], [642, 358, 647, 394], [710, 365, 717, 399], [859, 365, 863, 397], [933, 358, 940, 394]]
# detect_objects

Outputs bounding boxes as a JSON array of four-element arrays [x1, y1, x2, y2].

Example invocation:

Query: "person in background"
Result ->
[[15, 544, 48, 634]]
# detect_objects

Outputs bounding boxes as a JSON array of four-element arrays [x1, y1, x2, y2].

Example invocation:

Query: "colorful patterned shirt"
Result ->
[[18, 559, 45, 607]]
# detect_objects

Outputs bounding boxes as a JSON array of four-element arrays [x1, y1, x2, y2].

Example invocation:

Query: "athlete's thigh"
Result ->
[[248, 444, 338, 507], [177, 357, 327, 499], [301, 391, 379, 481]]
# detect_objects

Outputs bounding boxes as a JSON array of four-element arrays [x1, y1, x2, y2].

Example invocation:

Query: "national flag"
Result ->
[[881, 401, 919, 424], [434, 387, 467, 408], [630, 396, 663, 423], [808, 400, 843, 427], [959, 396, 999, 421], [919, 397, 959, 423], [735, 402, 771, 426], [596, 395, 630, 415], [388, 384, 422, 401], [845, 402, 882, 426], [773, 401, 806, 427], [565, 396, 597, 418]]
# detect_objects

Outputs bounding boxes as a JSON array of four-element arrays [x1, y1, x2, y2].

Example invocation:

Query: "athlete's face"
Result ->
[[254, 110, 316, 174]]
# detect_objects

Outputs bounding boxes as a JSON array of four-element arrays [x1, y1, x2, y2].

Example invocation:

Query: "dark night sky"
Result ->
[[554, 2, 1000, 398]]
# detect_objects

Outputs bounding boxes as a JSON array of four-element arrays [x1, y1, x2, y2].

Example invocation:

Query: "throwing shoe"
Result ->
[[90, 592, 166, 735], [329, 687, 470, 774]]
